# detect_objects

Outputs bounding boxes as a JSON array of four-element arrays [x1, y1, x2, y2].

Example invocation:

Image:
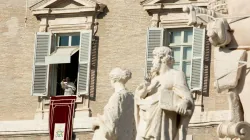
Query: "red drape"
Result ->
[[49, 96, 76, 140]]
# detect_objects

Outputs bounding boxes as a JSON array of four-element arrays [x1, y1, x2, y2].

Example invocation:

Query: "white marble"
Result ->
[[135, 47, 194, 140], [92, 68, 135, 140]]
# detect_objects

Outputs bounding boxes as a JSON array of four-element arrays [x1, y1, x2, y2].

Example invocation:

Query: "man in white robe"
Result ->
[[61, 77, 76, 96]]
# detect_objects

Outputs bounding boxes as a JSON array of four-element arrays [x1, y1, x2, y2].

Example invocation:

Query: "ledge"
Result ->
[[189, 110, 231, 127], [143, 1, 208, 10], [0, 118, 93, 136], [32, 7, 96, 15], [0, 110, 230, 136]]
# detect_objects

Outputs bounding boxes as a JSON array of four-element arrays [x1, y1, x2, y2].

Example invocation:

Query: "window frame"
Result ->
[[56, 32, 81, 47], [165, 28, 193, 87], [43, 31, 89, 104]]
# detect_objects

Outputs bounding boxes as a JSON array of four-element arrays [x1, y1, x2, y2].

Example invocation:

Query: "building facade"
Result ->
[[0, 0, 232, 139]]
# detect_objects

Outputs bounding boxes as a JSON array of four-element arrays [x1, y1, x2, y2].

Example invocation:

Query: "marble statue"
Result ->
[[92, 68, 135, 140], [184, 1, 250, 139], [134, 47, 194, 140], [206, 18, 232, 47]]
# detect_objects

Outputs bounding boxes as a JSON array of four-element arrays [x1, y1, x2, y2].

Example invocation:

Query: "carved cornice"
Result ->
[[142, 1, 208, 11], [30, 0, 100, 10], [31, 0, 106, 16], [31, 0, 106, 32], [32, 7, 97, 15]]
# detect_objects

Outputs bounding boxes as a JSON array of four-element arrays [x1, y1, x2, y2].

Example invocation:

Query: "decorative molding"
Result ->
[[142, 1, 208, 11], [0, 118, 93, 136], [32, 7, 96, 15], [189, 110, 231, 127], [182, 5, 215, 27], [30, 0, 98, 10], [208, 0, 228, 14], [160, 19, 189, 28], [0, 110, 231, 136]]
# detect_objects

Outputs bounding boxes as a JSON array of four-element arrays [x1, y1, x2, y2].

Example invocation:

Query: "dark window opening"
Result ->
[[56, 52, 79, 96]]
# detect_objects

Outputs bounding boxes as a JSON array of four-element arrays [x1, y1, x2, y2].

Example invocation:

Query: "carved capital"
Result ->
[[217, 121, 250, 140]]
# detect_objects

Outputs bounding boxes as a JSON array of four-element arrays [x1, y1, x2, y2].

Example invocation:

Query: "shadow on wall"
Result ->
[[97, 7, 109, 19], [88, 6, 109, 101]]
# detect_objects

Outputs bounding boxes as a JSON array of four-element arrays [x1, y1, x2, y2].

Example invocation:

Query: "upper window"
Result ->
[[146, 27, 206, 91], [31, 31, 93, 97], [167, 28, 193, 87], [57, 33, 80, 47]]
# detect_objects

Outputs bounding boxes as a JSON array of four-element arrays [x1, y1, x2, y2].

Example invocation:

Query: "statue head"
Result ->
[[207, 18, 231, 47], [109, 67, 132, 88], [151, 46, 174, 74]]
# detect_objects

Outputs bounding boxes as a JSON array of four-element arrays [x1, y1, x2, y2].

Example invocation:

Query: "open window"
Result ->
[[31, 30, 92, 97]]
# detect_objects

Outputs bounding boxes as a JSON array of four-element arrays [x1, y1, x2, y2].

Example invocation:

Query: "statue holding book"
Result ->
[[134, 46, 194, 140]]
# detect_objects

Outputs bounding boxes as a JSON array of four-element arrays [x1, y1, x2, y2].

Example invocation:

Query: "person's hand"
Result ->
[[176, 101, 188, 115]]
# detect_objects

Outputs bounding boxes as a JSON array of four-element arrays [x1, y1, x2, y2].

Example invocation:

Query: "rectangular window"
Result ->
[[147, 27, 205, 92], [57, 33, 80, 47], [166, 28, 193, 88], [32, 31, 93, 97]]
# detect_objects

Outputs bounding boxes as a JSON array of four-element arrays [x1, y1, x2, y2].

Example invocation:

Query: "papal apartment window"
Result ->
[[57, 33, 80, 47], [167, 28, 193, 88], [31, 31, 93, 97], [146, 27, 205, 91]]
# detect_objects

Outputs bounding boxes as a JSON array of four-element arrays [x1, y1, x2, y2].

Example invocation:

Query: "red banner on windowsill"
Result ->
[[49, 96, 76, 140]]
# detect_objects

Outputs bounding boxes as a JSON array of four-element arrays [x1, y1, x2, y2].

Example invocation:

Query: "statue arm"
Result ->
[[135, 80, 160, 99]]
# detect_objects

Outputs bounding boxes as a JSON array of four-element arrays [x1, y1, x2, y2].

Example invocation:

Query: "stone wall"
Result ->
[[0, 0, 231, 139], [90, 0, 151, 117], [0, 0, 40, 120]]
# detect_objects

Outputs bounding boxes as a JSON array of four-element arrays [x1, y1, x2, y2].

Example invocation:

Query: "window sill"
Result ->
[[0, 117, 94, 136], [43, 95, 84, 105]]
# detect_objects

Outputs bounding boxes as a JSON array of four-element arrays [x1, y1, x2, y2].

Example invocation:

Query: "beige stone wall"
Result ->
[[0, 0, 40, 120], [0, 0, 231, 139], [0, 132, 92, 140], [203, 47, 229, 111], [0, 135, 49, 140], [90, 0, 151, 116], [188, 127, 218, 140]]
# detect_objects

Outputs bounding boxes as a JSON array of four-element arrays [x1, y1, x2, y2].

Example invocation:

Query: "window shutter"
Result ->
[[31, 32, 51, 96], [146, 28, 164, 75], [77, 30, 92, 95], [201, 33, 211, 96], [190, 27, 206, 91]]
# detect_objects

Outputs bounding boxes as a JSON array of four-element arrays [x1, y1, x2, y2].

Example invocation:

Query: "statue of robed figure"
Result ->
[[134, 46, 194, 140]]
